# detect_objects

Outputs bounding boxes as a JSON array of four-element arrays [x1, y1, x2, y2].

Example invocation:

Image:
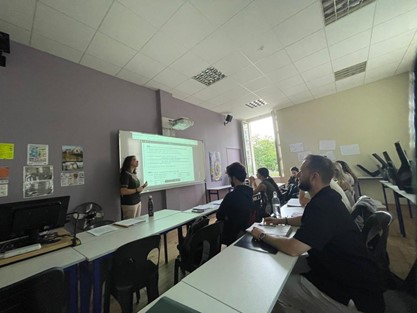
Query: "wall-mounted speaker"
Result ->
[[224, 114, 233, 125]]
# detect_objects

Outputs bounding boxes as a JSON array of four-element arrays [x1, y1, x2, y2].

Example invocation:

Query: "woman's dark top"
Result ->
[[120, 171, 141, 205]]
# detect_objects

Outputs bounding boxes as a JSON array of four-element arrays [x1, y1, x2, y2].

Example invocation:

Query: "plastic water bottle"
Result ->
[[271, 191, 281, 218], [148, 195, 154, 217]]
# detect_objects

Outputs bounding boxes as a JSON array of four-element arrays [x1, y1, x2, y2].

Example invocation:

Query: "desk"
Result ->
[[181, 245, 298, 313], [380, 180, 415, 237], [0, 247, 85, 313], [357, 176, 383, 196], [140, 281, 239, 313], [206, 185, 232, 202]]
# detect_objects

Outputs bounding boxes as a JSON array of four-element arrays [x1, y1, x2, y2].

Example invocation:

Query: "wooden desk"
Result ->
[[139, 281, 239, 313], [206, 185, 232, 202]]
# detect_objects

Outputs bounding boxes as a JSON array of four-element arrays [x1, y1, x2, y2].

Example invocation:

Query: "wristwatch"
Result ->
[[259, 232, 266, 241]]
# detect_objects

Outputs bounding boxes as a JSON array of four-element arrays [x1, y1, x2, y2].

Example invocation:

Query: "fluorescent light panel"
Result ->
[[245, 99, 267, 109]]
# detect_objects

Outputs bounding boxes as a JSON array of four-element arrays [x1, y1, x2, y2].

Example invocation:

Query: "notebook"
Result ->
[[246, 223, 292, 237], [113, 218, 146, 227], [87, 225, 118, 236], [147, 296, 200, 313], [234, 233, 278, 254]]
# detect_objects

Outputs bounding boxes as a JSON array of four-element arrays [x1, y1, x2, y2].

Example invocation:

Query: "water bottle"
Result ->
[[148, 195, 154, 217], [271, 191, 281, 218]]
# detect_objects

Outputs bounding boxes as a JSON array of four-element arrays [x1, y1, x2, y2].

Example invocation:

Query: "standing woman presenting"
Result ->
[[120, 155, 148, 219]]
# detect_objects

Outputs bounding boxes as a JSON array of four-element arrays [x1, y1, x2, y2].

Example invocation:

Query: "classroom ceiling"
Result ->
[[1, 0, 416, 121]]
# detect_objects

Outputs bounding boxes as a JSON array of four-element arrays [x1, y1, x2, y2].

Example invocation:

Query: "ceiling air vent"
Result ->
[[245, 99, 267, 109], [192, 66, 226, 86], [334, 61, 367, 81], [321, 0, 376, 26]]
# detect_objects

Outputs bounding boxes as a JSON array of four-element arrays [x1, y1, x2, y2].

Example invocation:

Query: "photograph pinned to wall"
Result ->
[[0, 143, 14, 160], [290, 142, 304, 153], [27, 144, 48, 165], [62, 145, 84, 171], [297, 151, 312, 162], [0, 167, 9, 184], [209, 151, 222, 181], [61, 171, 85, 187], [319, 140, 336, 151], [23, 165, 54, 198], [340, 144, 360, 156], [0, 184, 7, 197], [322, 151, 336, 161]]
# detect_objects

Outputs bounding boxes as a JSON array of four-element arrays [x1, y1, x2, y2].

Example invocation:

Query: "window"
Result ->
[[242, 115, 282, 176]]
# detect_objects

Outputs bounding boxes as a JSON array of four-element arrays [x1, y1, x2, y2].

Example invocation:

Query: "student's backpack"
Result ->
[[177, 216, 209, 258]]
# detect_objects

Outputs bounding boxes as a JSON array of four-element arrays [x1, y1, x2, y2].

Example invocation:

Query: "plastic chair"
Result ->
[[0, 267, 66, 313], [174, 221, 223, 284], [103, 235, 161, 313]]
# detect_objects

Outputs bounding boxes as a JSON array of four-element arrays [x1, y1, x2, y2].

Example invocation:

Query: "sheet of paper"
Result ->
[[87, 225, 118, 236], [319, 140, 336, 150], [27, 144, 49, 165], [323, 151, 336, 161], [114, 218, 146, 227], [0, 143, 14, 160], [290, 143, 304, 153], [340, 144, 360, 156], [297, 151, 311, 162], [287, 198, 302, 207], [0, 184, 8, 197], [246, 223, 292, 237], [0, 167, 9, 184]]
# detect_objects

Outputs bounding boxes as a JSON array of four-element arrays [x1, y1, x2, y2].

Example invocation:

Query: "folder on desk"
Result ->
[[234, 233, 278, 254], [147, 296, 200, 313]]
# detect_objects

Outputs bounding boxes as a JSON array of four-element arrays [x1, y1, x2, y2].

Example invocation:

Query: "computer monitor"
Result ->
[[0, 196, 70, 243]]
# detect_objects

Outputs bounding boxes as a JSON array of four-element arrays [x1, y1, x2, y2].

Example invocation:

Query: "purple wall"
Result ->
[[0, 42, 243, 219]]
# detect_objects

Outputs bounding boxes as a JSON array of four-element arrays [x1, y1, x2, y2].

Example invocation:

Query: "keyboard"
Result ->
[[0, 243, 42, 259]]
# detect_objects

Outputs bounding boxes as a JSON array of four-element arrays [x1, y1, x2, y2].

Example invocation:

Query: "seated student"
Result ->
[[216, 162, 254, 246], [251, 155, 386, 313], [283, 166, 300, 200], [334, 162, 355, 206], [249, 167, 282, 215], [337, 160, 360, 199], [287, 166, 299, 187]]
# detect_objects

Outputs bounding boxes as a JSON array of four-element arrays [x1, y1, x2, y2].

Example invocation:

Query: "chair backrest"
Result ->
[[73, 202, 114, 231], [0, 267, 66, 313], [111, 235, 161, 288], [180, 221, 223, 273], [361, 211, 392, 270]]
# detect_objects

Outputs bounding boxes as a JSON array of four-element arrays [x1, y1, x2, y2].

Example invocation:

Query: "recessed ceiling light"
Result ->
[[193, 66, 226, 86], [321, 0, 376, 26], [334, 61, 367, 81], [245, 99, 268, 109]]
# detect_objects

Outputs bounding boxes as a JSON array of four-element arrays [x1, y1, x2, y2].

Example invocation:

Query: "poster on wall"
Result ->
[[27, 144, 48, 165], [0, 184, 7, 197], [209, 152, 222, 182], [23, 165, 54, 198], [62, 145, 84, 171], [0, 167, 9, 197], [290, 142, 304, 153], [0, 143, 14, 159], [61, 171, 85, 187]]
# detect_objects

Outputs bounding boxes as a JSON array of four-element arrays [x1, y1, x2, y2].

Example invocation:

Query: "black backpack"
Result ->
[[177, 216, 209, 258]]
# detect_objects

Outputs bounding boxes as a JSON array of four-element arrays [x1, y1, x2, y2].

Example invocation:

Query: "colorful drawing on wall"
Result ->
[[62, 145, 84, 171], [23, 165, 54, 198], [27, 144, 48, 165], [61, 171, 85, 187], [209, 151, 222, 182], [0, 143, 14, 160]]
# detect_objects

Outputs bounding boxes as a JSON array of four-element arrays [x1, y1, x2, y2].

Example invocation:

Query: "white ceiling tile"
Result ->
[[267, 63, 300, 83], [287, 89, 313, 104], [238, 30, 284, 63], [86, 32, 137, 67], [329, 29, 372, 60], [243, 76, 272, 92], [255, 0, 316, 27], [152, 67, 188, 88], [325, 2, 375, 46], [190, 0, 251, 27], [124, 53, 166, 79], [310, 82, 336, 98], [117, 69, 150, 86], [255, 49, 292, 73], [191, 29, 235, 64], [213, 51, 252, 76], [145, 79, 173, 91], [230, 65, 264, 84], [294, 48, 331, 72], [81, 54, 122, 75], [336, 73, 365, 91], [369, 30, 415, 59], [366, 62, 398, 81], [371, 8, 417, 44], [276, 75, 305, 90], [170, 51, 210, 77], [281, 82, 310, 97], [286, 30, 328, 62], [274, 1, 324, 47], [300, 62, 333, 82], [306, 73, 335, 89], [253, 85, 287, 100], [0, 20, 31, 44], [331, 48, 368, 71], [395, 61, 414, 75], [99, 2, 157, 50], [39, 0, 112, 29], [374, 0, 417, 26], [161, 2, 215, 50], [174, 79, 206, 94], [209, 85, 252, 105], [119, 0, 185, 29], [367, 49, 405, 70], [172, 90, 191, 100], [34, 3, 95, 51], [31, 32, 83, 63], [0, 0, 36, 30], [140, 30, 189, 65]]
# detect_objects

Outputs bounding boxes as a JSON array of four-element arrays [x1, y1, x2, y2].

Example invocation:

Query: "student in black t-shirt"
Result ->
[[120, 155, 148, 219], [251, 155, 386, 313]]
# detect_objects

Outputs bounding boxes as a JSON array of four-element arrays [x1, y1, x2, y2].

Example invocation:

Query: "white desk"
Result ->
[[182, 245, 298, 313], [139, 281, 239, 313], [281, 204, 304, 218], [206, 185, 232, 202]]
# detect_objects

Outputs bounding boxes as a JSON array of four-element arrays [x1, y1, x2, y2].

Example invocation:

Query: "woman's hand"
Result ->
[[251, 227, 264, 240]]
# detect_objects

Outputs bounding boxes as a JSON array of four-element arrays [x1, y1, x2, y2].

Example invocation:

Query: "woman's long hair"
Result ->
[[336, 160, 358, 181], [257, 167, 281, 195], [334, 162, 352, 191], [121, 156, 136, 175]]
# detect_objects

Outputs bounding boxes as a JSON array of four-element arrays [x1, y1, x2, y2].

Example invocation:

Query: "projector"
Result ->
[[170, 117, 194, 130]]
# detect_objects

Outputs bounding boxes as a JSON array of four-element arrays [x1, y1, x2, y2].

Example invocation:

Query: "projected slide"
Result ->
[[142, 143, 195, 186]]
